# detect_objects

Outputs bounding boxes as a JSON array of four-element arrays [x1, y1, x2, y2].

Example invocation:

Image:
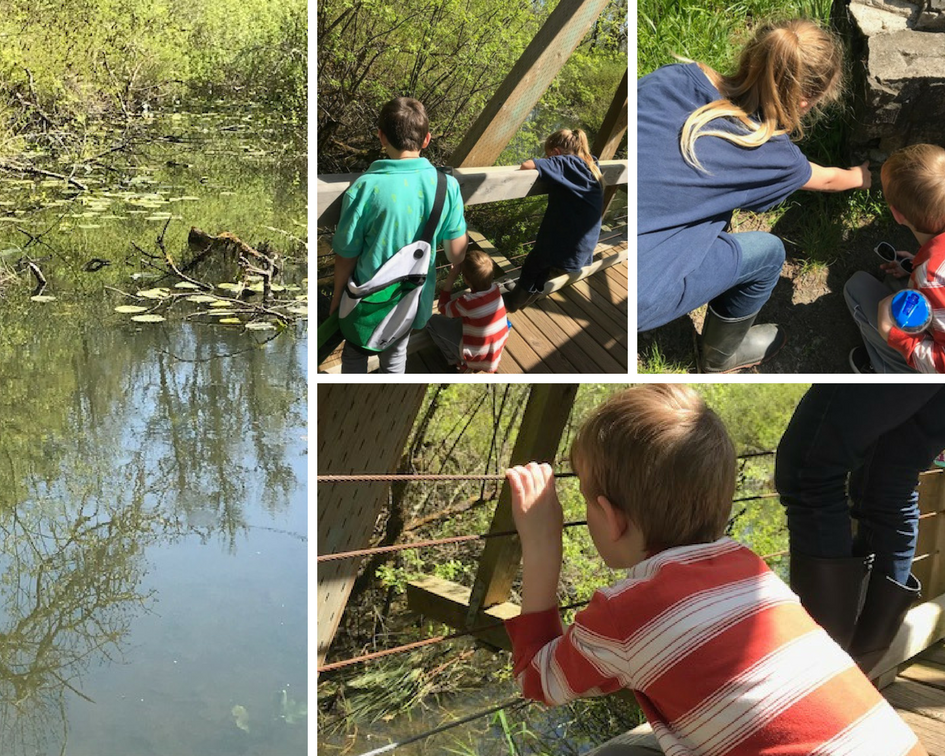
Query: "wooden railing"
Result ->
[[316, 159, 629, 227]]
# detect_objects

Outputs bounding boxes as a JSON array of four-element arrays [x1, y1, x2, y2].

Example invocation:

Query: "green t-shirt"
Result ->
[[333, 157, 467, 332]]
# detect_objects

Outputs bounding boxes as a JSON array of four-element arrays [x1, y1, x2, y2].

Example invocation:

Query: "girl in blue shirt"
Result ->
[[505, 128, 604, 312], [638, 19, 871, 372]]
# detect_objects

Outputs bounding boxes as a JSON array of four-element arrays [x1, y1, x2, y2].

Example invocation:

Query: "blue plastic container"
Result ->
[[891, 289, 932, 334]]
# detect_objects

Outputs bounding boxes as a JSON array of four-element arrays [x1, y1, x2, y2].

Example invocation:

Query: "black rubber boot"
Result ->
[[849, 572, 921, 675], [790, 552, 873, 650], [700, 307, 786, 373], [502, 284, 538, 313]]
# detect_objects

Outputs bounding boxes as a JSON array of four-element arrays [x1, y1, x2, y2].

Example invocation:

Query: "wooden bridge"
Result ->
[[317, 164, 629, 374], [315, 0, 628, 374], [318, 385, 945, 754]]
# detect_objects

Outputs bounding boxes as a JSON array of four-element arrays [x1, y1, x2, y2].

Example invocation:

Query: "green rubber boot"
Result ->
[[700, 307, 786, 373]]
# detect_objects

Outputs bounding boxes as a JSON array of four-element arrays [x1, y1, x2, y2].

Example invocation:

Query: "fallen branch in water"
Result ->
[[0, 161, 87, 191]]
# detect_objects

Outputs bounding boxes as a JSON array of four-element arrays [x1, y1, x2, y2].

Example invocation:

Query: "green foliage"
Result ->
[[317, 0, 627, 173], [0, 0, 305, 149]]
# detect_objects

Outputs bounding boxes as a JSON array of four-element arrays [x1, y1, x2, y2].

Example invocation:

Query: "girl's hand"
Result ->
[[506, 463, 563, 549], [853, 161, 872, 190], [880, 250, 915, 279], [519, 159, 537, 171]]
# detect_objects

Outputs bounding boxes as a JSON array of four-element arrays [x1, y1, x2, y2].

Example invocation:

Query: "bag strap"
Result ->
[[419, 169, 448, 245]]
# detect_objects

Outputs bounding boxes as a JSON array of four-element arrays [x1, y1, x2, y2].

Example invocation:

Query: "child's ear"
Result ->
[[597, 495, 628, 541], [421, 132, 431, 149], [889, 204, 908, 227], [377, 129, 388, 146]]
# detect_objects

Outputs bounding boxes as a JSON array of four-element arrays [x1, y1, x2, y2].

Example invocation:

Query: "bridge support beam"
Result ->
[[316, 384, 427, 668], [448, 0, 612, 168]]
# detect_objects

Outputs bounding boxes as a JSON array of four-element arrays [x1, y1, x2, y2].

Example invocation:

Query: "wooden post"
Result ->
[[316, 384, 427, 667], [464, 384, 579, 625], [448, 0, 612, 168], [593, 70, 629, 215]]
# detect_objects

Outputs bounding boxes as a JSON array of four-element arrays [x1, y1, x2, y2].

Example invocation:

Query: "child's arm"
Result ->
[[881, 290, 945, 372], [329, 254, 358, 315], [437, 262, 464, 317], [802, 161, 871, 192], [507, 463, 563, 613], [444, 233, 468, 264], [504, 463, 626, 705], [520, 159, 537, 171]]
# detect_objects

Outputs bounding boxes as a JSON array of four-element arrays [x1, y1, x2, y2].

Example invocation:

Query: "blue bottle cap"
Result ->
[[891, 289, 932, 333]]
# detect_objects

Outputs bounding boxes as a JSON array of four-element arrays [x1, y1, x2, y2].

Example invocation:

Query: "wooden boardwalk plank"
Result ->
[[320, 261, 628, 374]]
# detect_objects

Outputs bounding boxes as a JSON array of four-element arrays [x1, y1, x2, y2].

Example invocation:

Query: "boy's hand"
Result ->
[[506, 462, 563, 615], [880, 250, 915, 279], [442, 261, 461, 292], [506, 463, 563, 547]]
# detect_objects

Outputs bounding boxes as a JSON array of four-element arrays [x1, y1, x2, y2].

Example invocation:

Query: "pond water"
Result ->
[[0, 108, 307, 754]]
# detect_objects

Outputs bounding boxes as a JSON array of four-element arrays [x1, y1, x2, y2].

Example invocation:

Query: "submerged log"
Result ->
[[186, 227, 279, 303]]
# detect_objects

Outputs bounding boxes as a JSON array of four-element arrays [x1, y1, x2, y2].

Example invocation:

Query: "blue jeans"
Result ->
[[710, 231, 785, 318], [775, 385, 945, 583]]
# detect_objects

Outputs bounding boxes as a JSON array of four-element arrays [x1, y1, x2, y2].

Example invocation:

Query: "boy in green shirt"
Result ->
[[330, 97, 468, 373]]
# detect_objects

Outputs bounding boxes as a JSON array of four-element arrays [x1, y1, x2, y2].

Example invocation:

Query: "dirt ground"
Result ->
[[637, 205, 918, 374]]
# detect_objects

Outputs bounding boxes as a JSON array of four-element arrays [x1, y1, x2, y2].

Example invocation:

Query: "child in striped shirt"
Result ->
[[426, 249, 509, 373], [505, 384, 925, 756]]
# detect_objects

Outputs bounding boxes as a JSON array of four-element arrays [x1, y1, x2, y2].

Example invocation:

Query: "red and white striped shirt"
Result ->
[[437, 283, 509, 373], [888, 232, 945, 373], [506, 538, 925, 756]]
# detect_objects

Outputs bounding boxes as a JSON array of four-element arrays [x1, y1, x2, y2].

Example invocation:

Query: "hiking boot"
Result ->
[[790, 552, 873, 650], [700, 307, 786, 373]]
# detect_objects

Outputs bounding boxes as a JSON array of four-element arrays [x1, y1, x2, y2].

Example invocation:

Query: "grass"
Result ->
[[637, 0, 895, 373]]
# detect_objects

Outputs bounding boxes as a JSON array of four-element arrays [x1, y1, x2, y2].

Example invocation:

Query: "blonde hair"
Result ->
[[881, 144, 945, 235], [462, 249, 495, 292], [680, 19, 843, 172], [545, 128, 604, 186], [570, 384, 735, 552]]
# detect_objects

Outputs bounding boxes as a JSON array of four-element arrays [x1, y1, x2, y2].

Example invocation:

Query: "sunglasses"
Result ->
[[874, 241, 914, 274]]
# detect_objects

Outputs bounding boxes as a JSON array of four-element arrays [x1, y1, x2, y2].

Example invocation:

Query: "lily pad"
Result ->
[[30, 295, 56, 303], [287, 306, 307, 316], [130, 314, 166, 323], [209, 299, 233, 308], [245, 321, 276, 331], [218, 317, 242, 324], [114, 305, 149, 314], [217, 282, 244, 292], [136, 288, 171, 300], [186, 295, 218, 304], [174, 281, 200, 290]]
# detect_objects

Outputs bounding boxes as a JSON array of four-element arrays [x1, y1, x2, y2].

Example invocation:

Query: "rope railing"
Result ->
[[316, 520, 587, 564]]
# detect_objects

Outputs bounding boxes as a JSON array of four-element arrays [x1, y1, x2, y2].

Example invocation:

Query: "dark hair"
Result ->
[[378, 97, 429, 152], [462, 249, 495, 291]]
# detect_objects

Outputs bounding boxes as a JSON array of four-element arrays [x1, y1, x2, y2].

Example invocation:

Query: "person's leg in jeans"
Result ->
[[710, 231, 785, 318], [341, 340, 370, 373], [775, 385, 945, 646], [426, 315, 464, 366], [843, 271, 915, 374], [378, 333, 409, 373], [701, 231, 785, 371], [850, 388, 945, 582], [340, 333, 410, 374]]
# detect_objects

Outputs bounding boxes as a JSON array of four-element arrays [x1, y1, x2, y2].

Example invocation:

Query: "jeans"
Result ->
[[340, 333, 409, 374], [775, 385, 945, 583], [844, 270, 916, 374], [711, 231, 785, 318]]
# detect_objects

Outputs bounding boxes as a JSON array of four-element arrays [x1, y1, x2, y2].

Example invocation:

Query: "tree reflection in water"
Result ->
[[0, 309, 306, 755]]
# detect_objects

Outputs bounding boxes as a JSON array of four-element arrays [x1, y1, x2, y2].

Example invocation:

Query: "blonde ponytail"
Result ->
[[680, 19, 843, 172], [545, 128, 605, 186]]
